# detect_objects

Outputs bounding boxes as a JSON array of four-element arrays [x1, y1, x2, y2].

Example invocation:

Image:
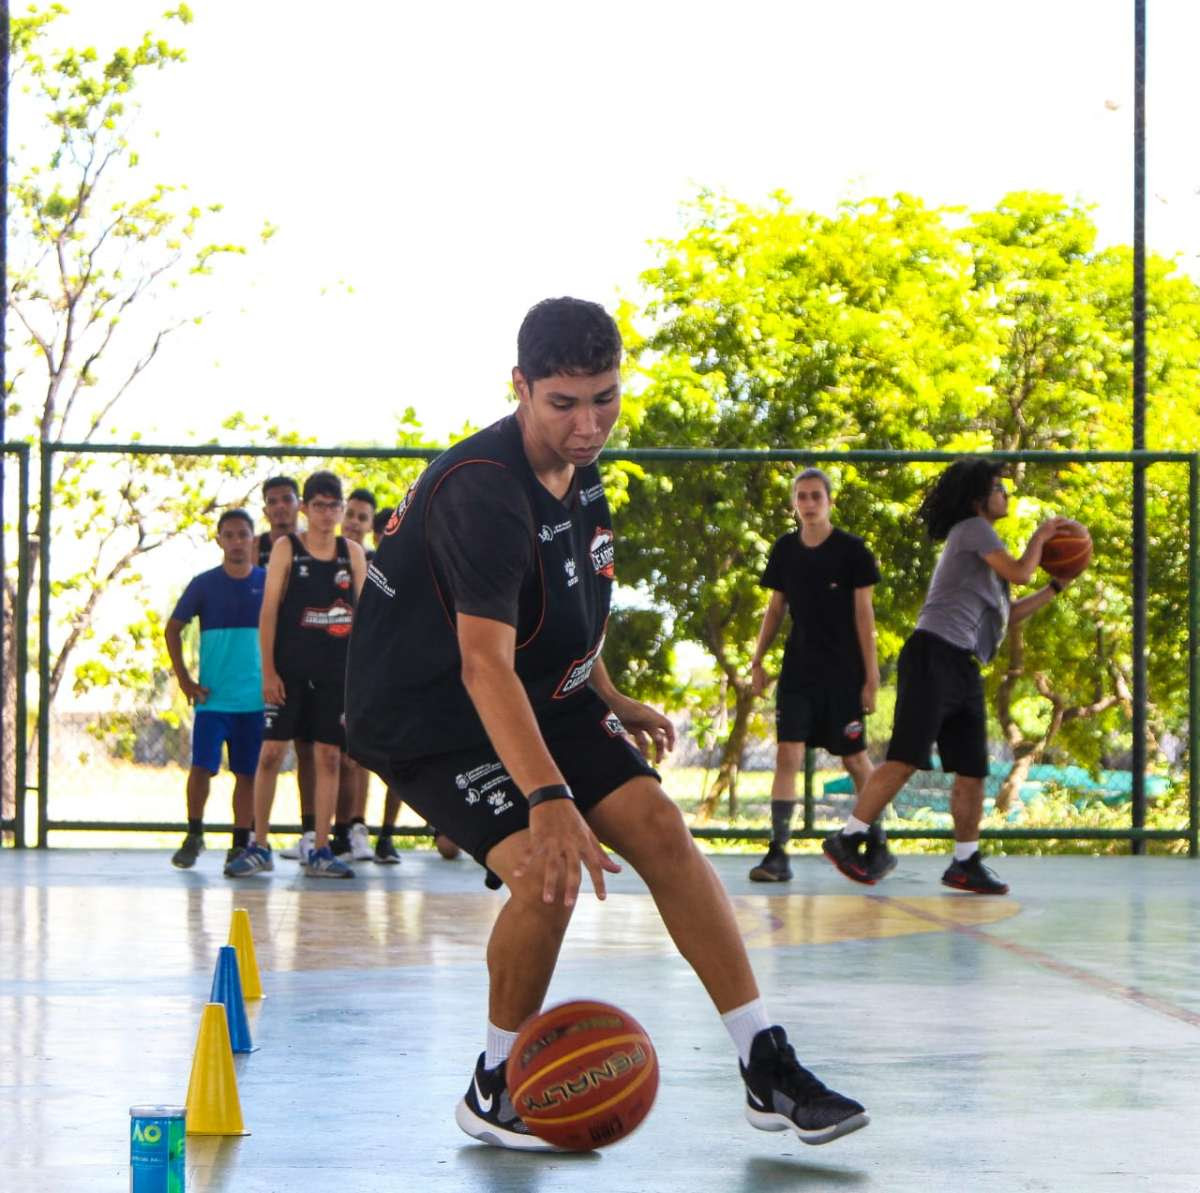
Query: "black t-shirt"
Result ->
[[273, 533, 355, 682], [426, 465, 539, 634], [345, 415, 614, 764], [761, 527, 880, 687]]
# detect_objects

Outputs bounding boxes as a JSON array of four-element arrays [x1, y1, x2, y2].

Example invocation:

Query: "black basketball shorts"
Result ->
[[360, 694, 659, 869], [885, 629, 988, 778], [262, 676, 346, 749], [775, 681, 868, 756]]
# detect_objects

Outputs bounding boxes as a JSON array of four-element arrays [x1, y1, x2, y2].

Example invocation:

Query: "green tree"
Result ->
[[621, 191, 1200, 817], [2, 4, 266, 818]]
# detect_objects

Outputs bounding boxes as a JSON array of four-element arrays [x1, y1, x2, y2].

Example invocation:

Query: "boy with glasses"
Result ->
[[823, 461, 1073, 894], [228, 471, 367, 878]]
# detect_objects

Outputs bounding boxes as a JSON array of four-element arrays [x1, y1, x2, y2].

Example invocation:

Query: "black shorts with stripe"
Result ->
[[355, 693, 658, 869]]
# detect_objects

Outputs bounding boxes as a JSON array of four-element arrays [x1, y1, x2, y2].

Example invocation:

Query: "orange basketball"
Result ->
[[506, 999, 658, 1151], [1040, 520, 1092, 581]]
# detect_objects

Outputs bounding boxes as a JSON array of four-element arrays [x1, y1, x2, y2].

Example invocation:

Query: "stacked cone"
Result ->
[[185, 1003, 250, 1135], [228, 908, 263, 1000]]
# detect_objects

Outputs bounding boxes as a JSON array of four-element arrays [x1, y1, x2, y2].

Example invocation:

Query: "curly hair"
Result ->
[[917, 459, 1004, 541]]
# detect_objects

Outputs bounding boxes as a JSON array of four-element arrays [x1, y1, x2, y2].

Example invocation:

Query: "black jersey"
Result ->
[[346, 415, 615, 764], [257, 532, 283, 569], [761, 527, 880, 688], [274, 533, 355, 681]]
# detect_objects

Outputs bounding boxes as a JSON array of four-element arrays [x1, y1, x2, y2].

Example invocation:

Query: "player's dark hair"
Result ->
[[217, 508, 254, 533], [917, 459, 1005, 541], [793, 468, 832, 498], [348, 487, 376, 509], [517, 297, 622, 383], [302, 470, 343, 503], [261, 475, 299, 500], [373, 507, 394, 537]]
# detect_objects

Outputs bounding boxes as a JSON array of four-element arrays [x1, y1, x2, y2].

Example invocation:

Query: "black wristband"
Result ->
[[527, 783, 574, 809], [1049, 577, 1064, 594]]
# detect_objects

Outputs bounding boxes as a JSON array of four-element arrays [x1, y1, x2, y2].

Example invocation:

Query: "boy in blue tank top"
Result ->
[[165, 509, 265, 869]]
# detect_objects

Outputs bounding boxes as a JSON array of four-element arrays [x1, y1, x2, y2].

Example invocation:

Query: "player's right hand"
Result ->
[[262, 673, 286, 705], [750, 660, 770, 697], [516, 799, 621, 907], [1036, 516, 1074, 540], [181, 678, 210, 705]]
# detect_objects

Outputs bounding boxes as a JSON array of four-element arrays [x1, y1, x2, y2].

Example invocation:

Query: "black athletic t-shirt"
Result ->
[[257, 532, 274, 569], [345, 415, 614, 764], [273, 533, 355, 682], [761, 527, 880, 688]]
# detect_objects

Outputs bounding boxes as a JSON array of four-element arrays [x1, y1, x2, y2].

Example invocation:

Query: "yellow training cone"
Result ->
[[228, 908, 263, 1000], [185, 1003, 250, 1136]]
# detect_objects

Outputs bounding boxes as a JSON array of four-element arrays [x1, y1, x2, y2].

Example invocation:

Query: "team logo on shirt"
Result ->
[[456, 762, 503, 790], [300, 599, 354, 637], [539, 520, 572, 543], [579, 483, 604, 507], [564, 558, 579, 587], [843, 719, 864, 741], [589, 529, 615, 579], [298, 563, 310, 578], [552, 636, 605, 699], [384, 475, 422, 536], [334, 567, 351, 590]]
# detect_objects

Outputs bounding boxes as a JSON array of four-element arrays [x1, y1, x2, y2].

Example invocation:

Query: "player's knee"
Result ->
[[640, 792, 694, 861], [776, 742, 804, 773], [313, 742, 340, 771], [257, 741, 288, 771]]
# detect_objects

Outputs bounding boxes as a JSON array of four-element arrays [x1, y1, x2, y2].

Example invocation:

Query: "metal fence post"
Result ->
[[36, 444, 52, 848], [1189, 454, 1199, 858]]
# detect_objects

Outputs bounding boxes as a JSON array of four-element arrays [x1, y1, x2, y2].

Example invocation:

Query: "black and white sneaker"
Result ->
[[740, 1026, 869, 1146], [942, 851, 1009, 895], [454, 1053, 561, 1151]]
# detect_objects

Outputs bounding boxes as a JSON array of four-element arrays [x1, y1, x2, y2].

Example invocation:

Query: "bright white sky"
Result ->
[[21, 0, 1200, 446]]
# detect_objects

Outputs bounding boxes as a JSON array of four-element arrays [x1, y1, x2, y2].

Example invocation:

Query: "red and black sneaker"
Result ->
[[864, 821, 897, 882], [941, 851, 1009, 895], [822, 830, 873, 884]]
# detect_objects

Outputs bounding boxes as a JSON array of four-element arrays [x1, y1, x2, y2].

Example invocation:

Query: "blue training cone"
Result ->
[[209, 945, 253, 1054]]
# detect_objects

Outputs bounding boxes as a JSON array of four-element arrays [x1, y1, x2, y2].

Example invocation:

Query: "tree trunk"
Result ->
[[697, 684, 755, 822], [996, 746, 1037, 814]]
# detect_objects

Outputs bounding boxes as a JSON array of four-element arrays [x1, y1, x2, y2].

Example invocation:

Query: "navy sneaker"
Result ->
[[822, 830, 873, 884], [305, 844, 355, 879], [741, 1026, 869, 1145], [224, 844, 273, 877], [454, 1053, 560, 1151], [374, 835, 401, 864], [942, 851, 1009, 895]]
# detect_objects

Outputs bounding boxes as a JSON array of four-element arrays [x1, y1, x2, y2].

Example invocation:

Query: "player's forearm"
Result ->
[[751, 606, 784, 664], [258, 609, 279, 678], [1010, 585, 1057, 624], [164, 624, 193, 687], [461, 655, 567, 795], [854, 608, 880, 682], [588, 656, 622, 707]]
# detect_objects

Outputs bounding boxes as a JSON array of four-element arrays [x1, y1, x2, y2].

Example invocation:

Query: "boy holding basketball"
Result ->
[[823, 459, 1074, 894], [347, 298, 868, 1151]]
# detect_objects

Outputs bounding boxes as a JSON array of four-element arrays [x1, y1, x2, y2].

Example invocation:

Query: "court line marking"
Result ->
[[878, 895, 1200, 1030]]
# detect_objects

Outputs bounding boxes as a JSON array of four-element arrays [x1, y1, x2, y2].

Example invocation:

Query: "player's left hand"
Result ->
[[608, 696, 676, 763]]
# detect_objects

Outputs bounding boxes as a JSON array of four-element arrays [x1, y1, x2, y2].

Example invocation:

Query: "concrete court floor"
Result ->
[[1, 847, 1198, 1193]]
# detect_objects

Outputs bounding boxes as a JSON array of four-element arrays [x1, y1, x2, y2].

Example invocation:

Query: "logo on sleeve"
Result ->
[[589, 529, 615, 579]]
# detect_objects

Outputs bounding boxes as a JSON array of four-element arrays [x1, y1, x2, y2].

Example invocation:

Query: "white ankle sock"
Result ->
[[843, 815, 870, 836], [721, 998, 771, 1065], [485, 1021, 519, 1070], [954, 840, 979, 862]]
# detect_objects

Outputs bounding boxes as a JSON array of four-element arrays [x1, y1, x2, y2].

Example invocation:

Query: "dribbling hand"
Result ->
[[514, 800, 621, 907]]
